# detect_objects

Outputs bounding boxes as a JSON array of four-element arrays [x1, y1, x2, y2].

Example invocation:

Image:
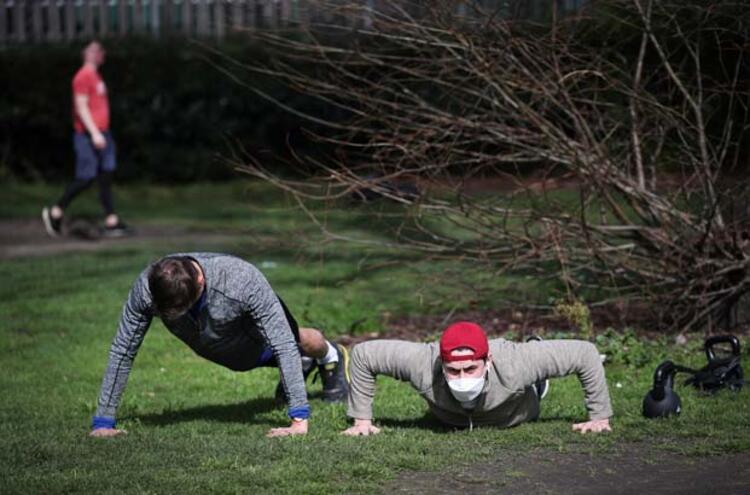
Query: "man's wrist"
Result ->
[[287, 404, 310, 420], [91, 416, 116, 430]]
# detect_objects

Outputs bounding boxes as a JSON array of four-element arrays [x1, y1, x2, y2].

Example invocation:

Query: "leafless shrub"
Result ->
[[215, 0, 750, 332]]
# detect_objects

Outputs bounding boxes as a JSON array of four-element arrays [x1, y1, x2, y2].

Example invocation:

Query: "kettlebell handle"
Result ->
[[705, 335, 741, 362], [652, 360, 677, 400]]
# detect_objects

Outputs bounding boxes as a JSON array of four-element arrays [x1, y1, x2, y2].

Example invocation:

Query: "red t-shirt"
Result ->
[[72, 65, 110, 133]]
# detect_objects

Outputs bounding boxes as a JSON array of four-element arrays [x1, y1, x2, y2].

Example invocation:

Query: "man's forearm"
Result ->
[[575, 343, 614, 420], [346, 340, 429, 420]]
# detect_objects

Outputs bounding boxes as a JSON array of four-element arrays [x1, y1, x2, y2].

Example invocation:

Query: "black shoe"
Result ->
[[319, 343, 350, 403], [102, 221, 134, 238], [274, 356, 316, 405], [42, 207, 63, 237], [526, 335, 550, 400]]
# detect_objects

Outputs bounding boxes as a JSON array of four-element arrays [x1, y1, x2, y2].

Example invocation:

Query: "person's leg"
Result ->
[[98, 170, 116, 220], [56, 177, 95, 210], [42, 133, 98, 237], [62, 132, 99, 208], [274, 296, 349, 402], [98, 132, 121, 229]]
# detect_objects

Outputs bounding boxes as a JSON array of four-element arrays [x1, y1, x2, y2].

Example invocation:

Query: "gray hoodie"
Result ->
[[94, 252, 307, 421], [348, 338, 613, 428]]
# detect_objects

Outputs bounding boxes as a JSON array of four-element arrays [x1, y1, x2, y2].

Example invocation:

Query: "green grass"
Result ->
[[1, 181, 749, 494]]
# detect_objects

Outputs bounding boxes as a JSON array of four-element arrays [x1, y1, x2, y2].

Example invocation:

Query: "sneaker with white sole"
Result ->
[[319, 343, 350, 403], [101, 221, 134, 238], [42, 207, 63, 237]]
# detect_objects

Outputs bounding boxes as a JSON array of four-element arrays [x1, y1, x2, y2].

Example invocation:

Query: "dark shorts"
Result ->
[[253, 296, 302, 368], [74, 131, 117, 180]]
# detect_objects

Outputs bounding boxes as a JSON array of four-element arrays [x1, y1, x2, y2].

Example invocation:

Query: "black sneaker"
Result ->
[[319, 343, 350, 403], [102, 221, 134, 238], [274, 356, 316, 405], [42, 207, 63, 237], [526, 335, 550, 399]]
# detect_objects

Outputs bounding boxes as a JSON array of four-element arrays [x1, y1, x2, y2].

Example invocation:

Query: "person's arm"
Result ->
[[72, 71, 106, 149], [343, 340, 431, 436], [509, 339, 613, 433], [90, 274, 154, 437], [241, 268, 309, 437], [74, 94, 106, 149]]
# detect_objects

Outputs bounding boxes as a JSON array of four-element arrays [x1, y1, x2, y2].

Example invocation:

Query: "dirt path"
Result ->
[[0, 218, 245, 259], [388, 444, 750, 494]]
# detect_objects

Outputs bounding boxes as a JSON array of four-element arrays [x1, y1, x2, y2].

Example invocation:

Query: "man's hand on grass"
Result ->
[[572, 418, 611, 434], [342, 419, 381, 436], [89, 428, 127, 438], [266, 419, 308, 438]]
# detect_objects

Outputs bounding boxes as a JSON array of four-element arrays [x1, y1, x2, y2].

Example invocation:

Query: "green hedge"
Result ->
[[0, 37, 334, 182]]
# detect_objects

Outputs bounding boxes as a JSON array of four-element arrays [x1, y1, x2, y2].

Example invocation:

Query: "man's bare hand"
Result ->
[[572, 418, 611, 434], [342, 419, 381, 436], [89, 428, 127, 438], [92, 132, 107, 150], [266, 419, 308, 438]]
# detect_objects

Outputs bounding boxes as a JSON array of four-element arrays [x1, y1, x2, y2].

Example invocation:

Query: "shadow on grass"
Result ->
[[377, 413, 579, 432], [133, 396, 283, 427], [377, 414, 457, 433]]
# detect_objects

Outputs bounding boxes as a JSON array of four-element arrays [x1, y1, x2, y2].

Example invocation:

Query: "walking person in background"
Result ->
[[42, 40, 130, 237]]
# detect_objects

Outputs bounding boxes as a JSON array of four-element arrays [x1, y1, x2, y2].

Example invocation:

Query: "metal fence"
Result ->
[[0, 0, 585, 44]]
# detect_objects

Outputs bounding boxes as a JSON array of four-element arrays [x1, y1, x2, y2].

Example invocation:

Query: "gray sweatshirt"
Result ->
[[348, 338, 613, 428], [94, 252, 307, 421]]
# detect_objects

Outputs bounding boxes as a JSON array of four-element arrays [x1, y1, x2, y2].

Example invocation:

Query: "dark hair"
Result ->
[[148, 256, 202, 320]]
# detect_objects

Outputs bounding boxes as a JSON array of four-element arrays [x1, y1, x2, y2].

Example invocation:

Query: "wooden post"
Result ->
[[164, 0, 173, 35], [0, 0, 7, 44], [261, 0, 274, 28], [214, 0, 225, 39], [231, 0, 244, 31], [246, 0, 256, 29], [295, 0, 309, 27], [279, 0, 291, 25], [48, 0, 62, 41], [64, 0, 75, 40], [196, 0, 209, 37], [117, 0, 128, 35], [99, 0, 109, 37], [182, 0, 192, 35], [150, 0, 160, 37], [81, 0, 93, 37], [31, 0, 43, 42], [132, 0, 144, 34], [13, 0, 26, 43]]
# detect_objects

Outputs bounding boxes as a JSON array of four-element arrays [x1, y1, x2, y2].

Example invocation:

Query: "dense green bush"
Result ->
[[0, 37, 333, 182]]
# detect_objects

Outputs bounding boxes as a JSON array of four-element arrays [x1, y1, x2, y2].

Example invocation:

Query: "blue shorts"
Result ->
[[73, 131, 117, 180]]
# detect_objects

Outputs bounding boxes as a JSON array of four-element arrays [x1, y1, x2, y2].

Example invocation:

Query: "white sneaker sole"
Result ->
[[41, 208, 60, 238]]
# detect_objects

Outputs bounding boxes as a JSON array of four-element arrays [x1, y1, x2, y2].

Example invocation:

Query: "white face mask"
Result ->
[[446, 374, 486, 403]]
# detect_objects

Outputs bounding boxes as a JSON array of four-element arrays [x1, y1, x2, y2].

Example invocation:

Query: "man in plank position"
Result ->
[[342, 321, 612, 435], [91, 253, 349, 438]]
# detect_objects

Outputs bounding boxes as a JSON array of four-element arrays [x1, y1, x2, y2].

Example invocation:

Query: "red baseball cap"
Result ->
[[440, 321, 489, 362]]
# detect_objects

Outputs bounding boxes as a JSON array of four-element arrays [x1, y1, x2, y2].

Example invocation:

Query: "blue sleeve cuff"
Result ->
[[92, 416, 116, 430], [288, 405, 310, 420]]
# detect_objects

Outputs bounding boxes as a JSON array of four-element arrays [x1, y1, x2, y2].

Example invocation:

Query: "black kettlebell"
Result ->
[[643, 360, 681, 418]]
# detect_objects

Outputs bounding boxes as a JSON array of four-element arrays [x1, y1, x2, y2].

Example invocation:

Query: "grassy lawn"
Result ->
[[1, 181, 749, 494]]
